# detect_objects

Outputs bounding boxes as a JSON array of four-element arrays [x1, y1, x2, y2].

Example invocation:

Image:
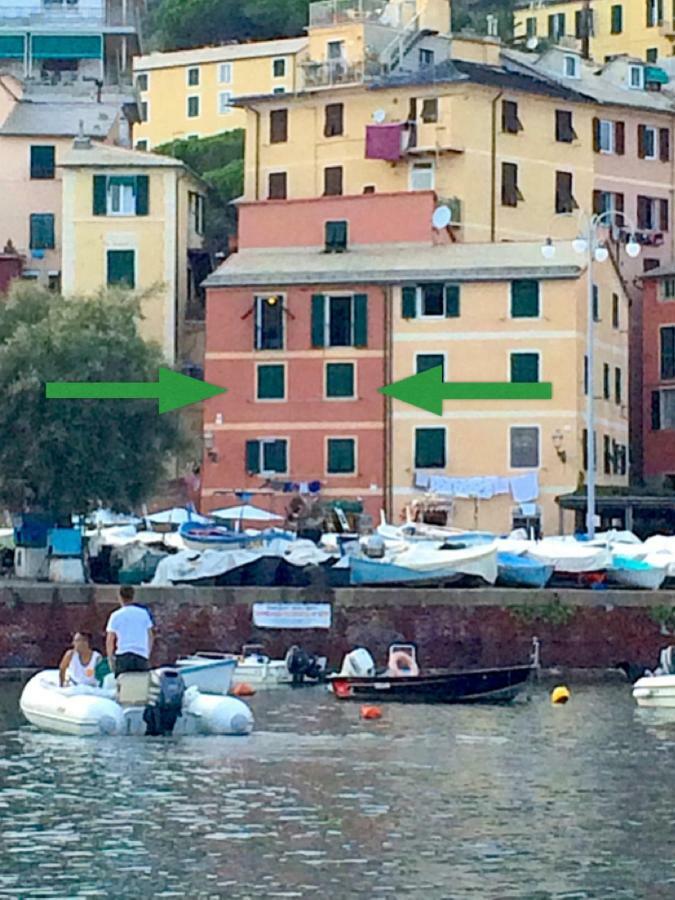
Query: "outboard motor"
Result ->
[[285, 645, 327, 685], [339, 647, 376, 678], [143, 667, 186, 736]]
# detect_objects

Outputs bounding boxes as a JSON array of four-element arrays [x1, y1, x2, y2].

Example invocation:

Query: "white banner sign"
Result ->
[[252, 602, 332, 630]]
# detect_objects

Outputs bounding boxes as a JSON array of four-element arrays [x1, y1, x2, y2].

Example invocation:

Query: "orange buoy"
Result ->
[[360, 705, 383, 720], [232, 682, 256, 697]]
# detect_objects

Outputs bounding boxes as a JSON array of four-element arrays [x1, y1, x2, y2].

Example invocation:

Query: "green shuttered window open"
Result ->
[[311, 294, 367, 347], [93, 175, 149, 216], [245, 439, 287, 474], [401, 283, 460, 318]]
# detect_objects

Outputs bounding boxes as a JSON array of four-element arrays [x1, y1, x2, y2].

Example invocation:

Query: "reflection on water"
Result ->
[[0, 683, 674, 898]]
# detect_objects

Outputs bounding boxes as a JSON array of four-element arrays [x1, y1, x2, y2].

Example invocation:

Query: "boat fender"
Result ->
[[388, 651, 419, 678], [360, 705, 382, 720], [233, 682, 256, 697], [551, 685, 570, 705]]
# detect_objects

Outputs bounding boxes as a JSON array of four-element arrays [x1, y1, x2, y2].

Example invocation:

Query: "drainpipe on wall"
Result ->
[[490, 90, 503, 243], [174, 171, 182, 367], [383, 284, 394, 521]]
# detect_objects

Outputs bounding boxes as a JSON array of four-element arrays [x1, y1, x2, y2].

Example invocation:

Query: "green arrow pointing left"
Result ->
[[45, 367, 227, 414]]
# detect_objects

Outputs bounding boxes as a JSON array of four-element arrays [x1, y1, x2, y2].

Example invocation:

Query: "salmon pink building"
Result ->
[[642, 264, 675, 480], [201, 192, 437, 521]]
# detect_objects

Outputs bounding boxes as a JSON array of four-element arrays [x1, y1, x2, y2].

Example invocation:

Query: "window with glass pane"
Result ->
[[137, 73, 148, 91], [420, 283, 445, 316], [262, 439, 287, 473], [187, 95, 200, 117], [410, 162, 434, 190], [662, 388, 675, 427], [273, 58, 286, 77], [415, 428, 446, 469], [661, 326, 675, 378], [255, 296, 284, 349], [257, 364, 285, 400], [328, 296, 353, 346], [327, 438, 355, 473], [416, 354, 444, 377], [107, 176, 136, 215], [511, 280, 540, 317], [30, 145, 55, 179], [326, 362, 354, 398], [510, 426, 539, 468], [511, 352, 539, 383], [219, 92, 232, 114], [598, 119, 614, 152], [664, 278, 675, 299], [187, 67, 199, 86], [219, 63, 232, 83]]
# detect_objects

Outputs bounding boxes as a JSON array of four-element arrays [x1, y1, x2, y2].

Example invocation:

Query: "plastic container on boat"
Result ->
[[19, 670, 253, 737]]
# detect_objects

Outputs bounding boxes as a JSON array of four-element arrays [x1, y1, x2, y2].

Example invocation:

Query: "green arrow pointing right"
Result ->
[[45, 367, 227, 414], [379, 366, 553, 416]]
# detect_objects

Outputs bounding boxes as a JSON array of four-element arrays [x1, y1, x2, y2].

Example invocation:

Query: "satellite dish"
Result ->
[[372, 108, 386, 124], [526, 36, 538, 50], [432, 205, 452, 229]]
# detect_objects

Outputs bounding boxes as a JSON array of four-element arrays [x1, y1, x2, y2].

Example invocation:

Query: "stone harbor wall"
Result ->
[[0, 583, 674, 671]]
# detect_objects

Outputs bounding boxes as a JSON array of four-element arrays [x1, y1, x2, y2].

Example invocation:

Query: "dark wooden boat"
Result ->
[[329, 663, 534, 704]]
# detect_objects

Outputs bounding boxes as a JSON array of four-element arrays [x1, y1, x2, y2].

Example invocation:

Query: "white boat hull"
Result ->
[[632, 675, 675, 708], [20, 670, 253, 736], [608, 566, 667, 591], [174, 657, 236, 694], [179, 651, 294, 689]]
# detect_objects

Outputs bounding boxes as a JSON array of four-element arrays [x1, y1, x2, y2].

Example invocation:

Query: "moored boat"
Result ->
[[497, 552, 554, 588], [632, 646, 675, 708], [607, 555, 667, 591], [180, 645, 327, 689], [174, 655, 237, 694]]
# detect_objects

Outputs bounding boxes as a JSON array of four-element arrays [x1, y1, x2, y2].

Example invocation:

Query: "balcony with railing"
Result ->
[[309, 0, 417, 28], [0, 1, 140, 30]]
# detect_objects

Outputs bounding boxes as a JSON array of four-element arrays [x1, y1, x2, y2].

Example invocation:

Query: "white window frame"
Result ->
[[598, 119, 615, 153], [186, 66, 200, 87], [218, 62, 232, 84], [409, 161, 435, 191], [272, 57, 286, 78], [254, 293, 286, 350], [140, 100, 149, 123], [415, 351, 447, 378], [644, 124, 658, 160], [659, 388, 675, 428], [258, 437, 289, 476], [325, 436, 358, 476], [646, 0, 659, 27], [563, 54, 580, 78], [509, 349, 541, 383], [107, 179, 136, 216], [136, 72, 148, 92], [255, 362, 287, 403], [324, 360, 357, 400], [417, 283, 447, 319], [187, 95, 200, 118], [509, 424, 541, 470], [661, 277, 675, 300], [324, 293, 355, 347], [327, 40, 345, 61], [629, 64, 644, 89], [218, 91, 232, 115], [413, 425, 448, 470]]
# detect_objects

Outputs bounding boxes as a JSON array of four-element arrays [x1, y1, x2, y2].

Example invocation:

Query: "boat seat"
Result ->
[[116, 672, 151, 706]]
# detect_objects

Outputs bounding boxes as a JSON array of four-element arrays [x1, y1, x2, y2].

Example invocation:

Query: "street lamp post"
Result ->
[[542, 213, 640, 539]]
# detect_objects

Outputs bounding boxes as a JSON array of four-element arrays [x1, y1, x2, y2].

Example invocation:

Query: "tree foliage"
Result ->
[[147, 0, 310, 51], [0, 284, 184, 518], [155, 131, 244, 252]]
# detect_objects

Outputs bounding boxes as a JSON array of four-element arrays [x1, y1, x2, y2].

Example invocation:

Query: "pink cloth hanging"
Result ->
[[365, 123, 405, 161]]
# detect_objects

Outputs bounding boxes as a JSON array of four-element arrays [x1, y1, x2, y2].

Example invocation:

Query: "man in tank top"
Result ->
[[59, 632, 101, 687], [106, 585, 154, 676]]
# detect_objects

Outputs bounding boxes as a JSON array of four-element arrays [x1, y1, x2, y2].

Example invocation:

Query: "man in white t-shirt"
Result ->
[[106, 585, 154, 675]]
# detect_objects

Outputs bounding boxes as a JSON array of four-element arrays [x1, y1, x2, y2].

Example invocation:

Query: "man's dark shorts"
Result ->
[[114, 652, 149, 675]]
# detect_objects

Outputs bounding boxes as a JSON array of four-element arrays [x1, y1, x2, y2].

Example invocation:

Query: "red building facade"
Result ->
[[642, 265, 675, 479]]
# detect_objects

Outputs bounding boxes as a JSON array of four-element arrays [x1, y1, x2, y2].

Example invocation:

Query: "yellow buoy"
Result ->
[[551, 685, 570, 705]]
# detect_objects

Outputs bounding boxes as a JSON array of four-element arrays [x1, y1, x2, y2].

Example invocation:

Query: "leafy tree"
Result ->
[[155, 131, 244, 253], [0, 284, 185, 519], [147, 0, 309, 51]]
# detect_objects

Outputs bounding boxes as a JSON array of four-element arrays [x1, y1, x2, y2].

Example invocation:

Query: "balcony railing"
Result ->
[[309, 0, 416, 28], [302, 58, 369, 87], [0, 4, 139, 28]]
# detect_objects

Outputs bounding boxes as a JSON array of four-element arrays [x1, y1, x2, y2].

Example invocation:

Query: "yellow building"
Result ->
[[513, 0, 675, 63], [387, 241, 629, 533], [132, 37, 309, 149], [239, 37, 595, 245], [60, 139, 207, 367]]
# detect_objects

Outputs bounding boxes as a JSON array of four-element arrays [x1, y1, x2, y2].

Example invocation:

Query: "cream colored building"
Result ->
[[513, 0, 675, 63], [60, 140, 207, 366]]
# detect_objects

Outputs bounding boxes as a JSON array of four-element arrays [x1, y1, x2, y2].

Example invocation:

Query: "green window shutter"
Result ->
[[106, 250, 135, 288], [327, 438, 355, 473], [264, 440, 287, 473], [93, 175, 107, 215], [311, 293, 325, 347], [257, 364, 285, 399], [30, 145, 55, 179], [414, 428, 446, 468], [326, 362, 354, 397], [652, 391, 662, 430], [416, 354, 444, 377], [402, 286, 417, 319], [511, 352, 539, 383], [29, 214, 55, 250], [135, 175, 149, 215], [245, 440, 260, 474], [353, 293, 368, 347], [511, 280, 540, 317], [444, 284, 460, 317]]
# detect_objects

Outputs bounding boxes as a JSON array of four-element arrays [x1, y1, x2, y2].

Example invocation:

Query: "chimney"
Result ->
[[73, 120, 92, 150]]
